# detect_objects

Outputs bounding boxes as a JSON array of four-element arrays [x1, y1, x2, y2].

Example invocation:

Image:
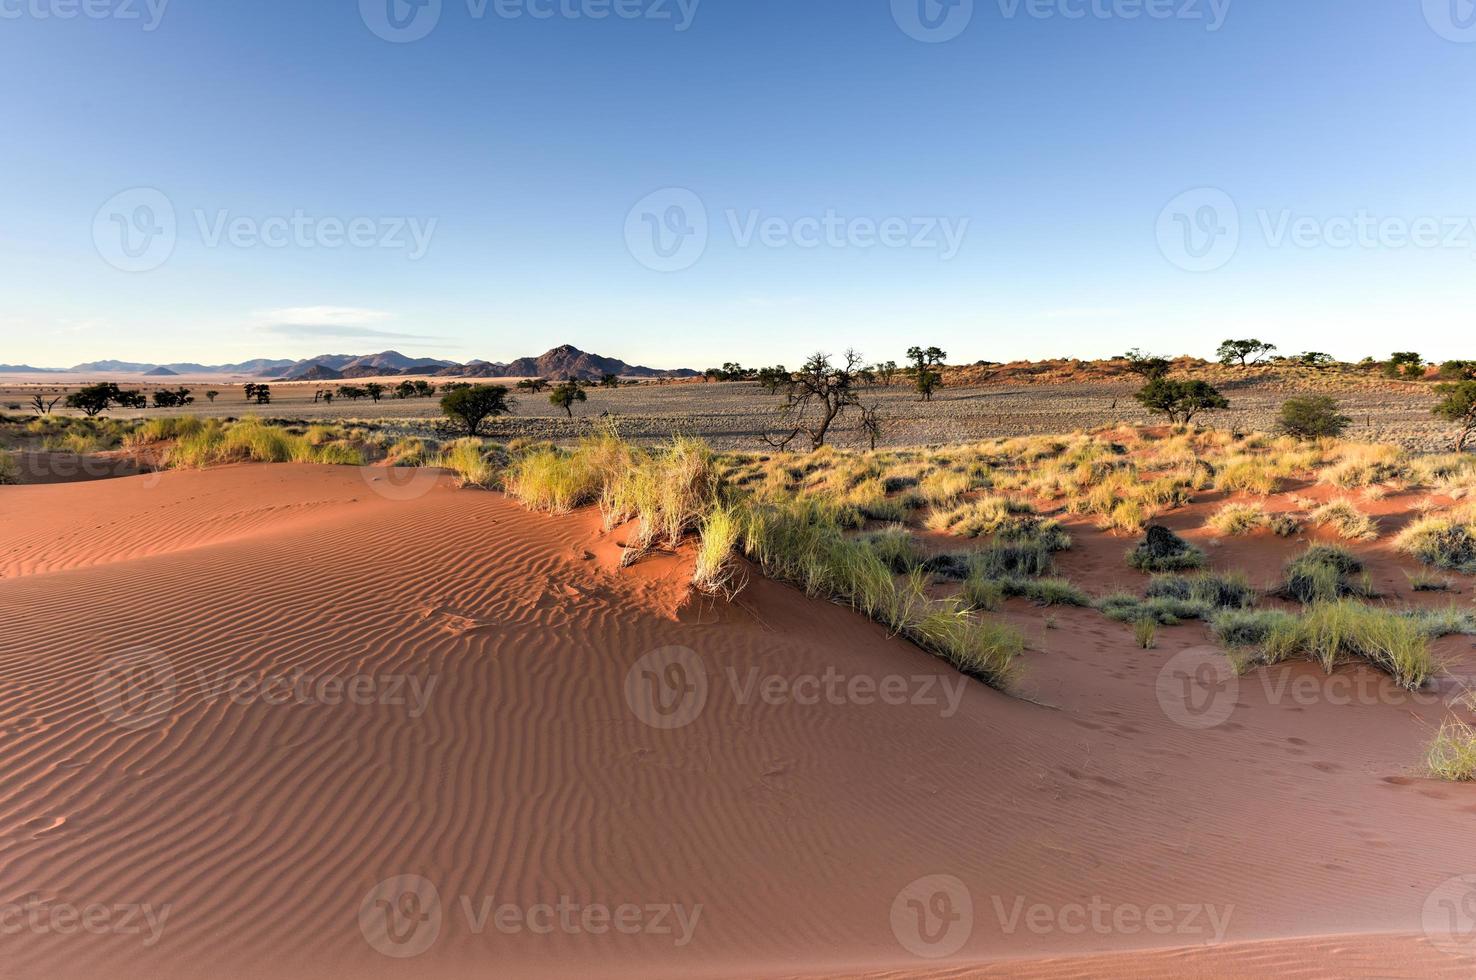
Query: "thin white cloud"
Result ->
[[249, 306, 448, 342]]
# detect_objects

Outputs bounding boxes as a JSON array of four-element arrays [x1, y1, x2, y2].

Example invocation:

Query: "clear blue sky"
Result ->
[[3, 0, 1475, 369]]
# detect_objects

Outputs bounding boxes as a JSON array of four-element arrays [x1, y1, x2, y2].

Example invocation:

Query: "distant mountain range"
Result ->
[[9, 347, 699, 382]]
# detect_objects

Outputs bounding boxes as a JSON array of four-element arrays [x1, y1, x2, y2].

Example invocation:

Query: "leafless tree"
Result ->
[[761, 350, 869, 452]]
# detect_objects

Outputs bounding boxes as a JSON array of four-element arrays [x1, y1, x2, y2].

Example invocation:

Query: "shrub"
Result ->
[[1280, 544, 1369, 603], [971, 541, 1055, 579], [1207, 501, 1266, 536], [1428, 720, 1476, 781], [1277, 396, 1351, 439], [1126, 525, 1205, 572], [1134, 619, 1157, 649], [1147, 571, 1256, 609], [1309, 499, 1379, 540], [1268, 513, 1302, 537]]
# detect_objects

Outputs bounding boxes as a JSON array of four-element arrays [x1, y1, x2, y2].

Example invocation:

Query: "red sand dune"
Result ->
[[2, 464, 1474, 978]]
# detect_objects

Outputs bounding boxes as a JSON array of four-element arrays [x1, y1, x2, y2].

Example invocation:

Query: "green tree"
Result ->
[[364, 383, 385, 403], [1386, 352, 1425, 379], [1277, 396, 1351, 439], [600, 373, 621, 388], [340, 385, 367, 401], [1216, 339, 1277, 367], [756, 365, 790, 394], [394, 380, 417, 399], [64, 383, 141, 417], [205, 390, 219, 403], [440, 385, 514, 438], [1122, 348, 1171, 380], [549, 382, 588, 417], [906, 346, 947, 402], [1133, 378, 1229, 425], [518, 378, 550, 394], [1433, 382, 1476, 452]]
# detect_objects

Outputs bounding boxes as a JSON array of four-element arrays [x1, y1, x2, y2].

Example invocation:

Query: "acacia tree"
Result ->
[[364, 383, 385, 403], [873, 360, 900, 387], [440, 385, 514, 438], [1122, 348, 1170, 380], [756, 366, 790, 394], [1433, 381, 1476, 452], [762, 350, 869, 452], [1133, 377, 1229, 425], [205, 390, 219, 403], [549, 382, 588, 418], [859, 402, 884, 451], [906, 346, 946, 402], [518, 378, 550, 394], [64, 383, 142, 417], [1217, 339, 1277, 367]]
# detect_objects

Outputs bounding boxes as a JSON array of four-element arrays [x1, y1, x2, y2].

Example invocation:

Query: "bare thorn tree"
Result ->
[[761, 350, 869, 452]]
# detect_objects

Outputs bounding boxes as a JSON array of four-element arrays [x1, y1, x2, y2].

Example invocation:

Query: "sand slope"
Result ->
[[1, 465, 1474, 978]]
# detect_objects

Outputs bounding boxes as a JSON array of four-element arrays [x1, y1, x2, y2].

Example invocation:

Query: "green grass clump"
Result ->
[[693, 505, 743, 597], [970, 540, 1056, 579], [437, 439, 498, 487], [0, 451, 17, 485], [1239, 601, 1433, 691], [1309, 499, 1379, 540], [1211, 608, 1299, 648], [1280, 544, 1371, 603], [505, 446, 605, 513], [1394, 509, 1476, 574], [127, 416, 205, 446], [1097, 593, 1209, 625], [741, 499, 1022, 687], [1405, 606, 1476, 638], [1206, 501, 1266, 536], [1134, 618, 1158, 649], [862, 525, 926, 573], [1146, 571, 1257, 610], [926, 496, 1035, 537], [1427, 720, 1476, 781]]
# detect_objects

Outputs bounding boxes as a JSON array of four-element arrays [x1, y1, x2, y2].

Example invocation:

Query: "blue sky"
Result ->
[[3, 0, 1475, 369]]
